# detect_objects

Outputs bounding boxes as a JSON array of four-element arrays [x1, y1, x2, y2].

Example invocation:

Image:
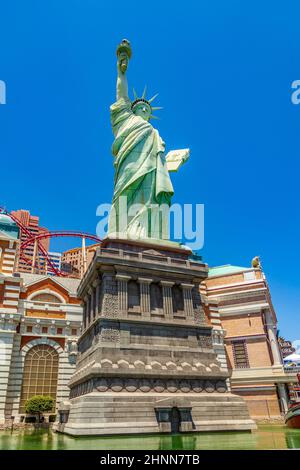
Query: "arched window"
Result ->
[[19, 345, 59, 413], [31, 293, 61, 303]]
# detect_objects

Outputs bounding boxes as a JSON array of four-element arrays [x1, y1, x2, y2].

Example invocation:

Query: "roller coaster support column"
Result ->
[[32, 239, 38, 274], [82, 237, 87, 277]]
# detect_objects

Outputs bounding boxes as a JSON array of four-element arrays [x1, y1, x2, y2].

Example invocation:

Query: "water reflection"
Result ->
[[0, 426, 299, 450], [285, 431, 300, 449]]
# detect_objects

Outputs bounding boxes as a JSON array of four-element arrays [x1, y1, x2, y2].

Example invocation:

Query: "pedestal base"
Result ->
[[54, 392, 256, 436], [58, 238, 255, 436]]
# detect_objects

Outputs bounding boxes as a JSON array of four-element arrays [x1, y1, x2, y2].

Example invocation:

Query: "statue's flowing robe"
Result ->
[[108, 97, 174, 239]]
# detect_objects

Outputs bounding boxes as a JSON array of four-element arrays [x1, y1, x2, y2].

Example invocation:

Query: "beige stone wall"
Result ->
[[246, 339, 272, 368], [61, 243, 100, 277], [206, 273, 245, 287], [203, 267, 282, 421], [233, 389, 281, 418], [206, 270, 263, 289], [222, 313, 273, 369], [222, 313, 265, 337], [0, 239, 8, 272]]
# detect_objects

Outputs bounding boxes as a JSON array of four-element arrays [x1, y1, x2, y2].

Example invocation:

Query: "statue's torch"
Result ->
[[116, 39, 132, 73]]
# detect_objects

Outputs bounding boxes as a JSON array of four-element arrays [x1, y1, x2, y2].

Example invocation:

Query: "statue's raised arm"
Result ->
[[116, 39, 131, 101]]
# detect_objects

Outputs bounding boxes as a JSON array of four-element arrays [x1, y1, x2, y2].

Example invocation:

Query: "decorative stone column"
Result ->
[[88, 287, 95, 325], [138, 278, 152, 318], [95, 279, 101, 317], [264, 309, 282, 366], [90, 287, 96, 323], [277, 383, 289, 413], [160, 281, 174, 318], [212, 328, 228, 373], [82, 300, 87, 330], [116, 274, 131, 316], [92, 280, 100, 321], [181, 283, 194, 318], [0, 316, 17, 423], [86, 294, 91, 327], [68, 340, 78, 365]]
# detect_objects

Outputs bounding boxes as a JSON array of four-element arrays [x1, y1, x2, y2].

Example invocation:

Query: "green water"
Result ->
[[0, 426, 299, 450]]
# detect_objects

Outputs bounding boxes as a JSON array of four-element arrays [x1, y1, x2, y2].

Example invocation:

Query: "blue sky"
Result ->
[[0, 1, 299, 341]]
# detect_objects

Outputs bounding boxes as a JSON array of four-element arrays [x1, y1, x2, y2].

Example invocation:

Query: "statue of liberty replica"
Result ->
[[108, 39, 189, 242], [55, 40, 254, 437]]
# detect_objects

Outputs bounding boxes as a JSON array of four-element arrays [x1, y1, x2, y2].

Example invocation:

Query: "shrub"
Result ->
[[25, 395, 55, 422]]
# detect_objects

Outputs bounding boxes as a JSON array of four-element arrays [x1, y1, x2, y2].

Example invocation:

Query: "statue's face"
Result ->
[[133, 102, 151, 121]]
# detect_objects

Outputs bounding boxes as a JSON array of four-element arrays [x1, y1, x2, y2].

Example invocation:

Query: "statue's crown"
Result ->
[[131, 87, 162, 119], [131, 97, 151, 109]]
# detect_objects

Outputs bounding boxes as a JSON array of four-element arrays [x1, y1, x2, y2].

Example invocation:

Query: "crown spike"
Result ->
[[151, 106, 163, 111], [149, 93, 159, 103], [142, 85, 147, 99], [150, 115, 160, 120], [133, 88, 138, 99]]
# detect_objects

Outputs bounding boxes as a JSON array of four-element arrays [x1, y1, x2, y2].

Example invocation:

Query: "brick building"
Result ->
[[0, 212, 298, 423], [61, 243, 100, 278], [0, 214, 82, 423], [201, 264, 298, 420], [11, 209, 50, 274]]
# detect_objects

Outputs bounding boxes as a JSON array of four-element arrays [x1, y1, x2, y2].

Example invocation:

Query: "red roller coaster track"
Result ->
[[0, 207, 102, 276]]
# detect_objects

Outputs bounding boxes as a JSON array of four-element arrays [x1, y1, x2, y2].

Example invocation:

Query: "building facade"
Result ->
[[56, 240, 255, 436], [0, 213, 297, 425], [0, 214, 21, 422], [61, 243, 100, 278], [201, 264, 298, 420], [0, 214, 82, 423], [11, 209, 50, 274], [39, 251, 62, 276]]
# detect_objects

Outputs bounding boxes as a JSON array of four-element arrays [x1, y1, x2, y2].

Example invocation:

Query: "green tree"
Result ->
[[25, 395, 54, 423]]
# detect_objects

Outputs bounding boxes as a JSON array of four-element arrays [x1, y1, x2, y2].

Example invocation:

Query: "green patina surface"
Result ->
[[107, 40, 188, 243], [0, 213, 19, 240], [208, 264, 250, 277], [0, 426, 299, 450]]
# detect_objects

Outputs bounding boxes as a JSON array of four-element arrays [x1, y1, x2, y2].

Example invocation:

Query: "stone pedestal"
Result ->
[[55, 239, 255, 435]]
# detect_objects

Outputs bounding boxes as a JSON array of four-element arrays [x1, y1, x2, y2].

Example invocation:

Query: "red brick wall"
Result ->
[[20, 278, 80, 305], [0, 283, 4, 307], [20, 335, 65, 350]]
